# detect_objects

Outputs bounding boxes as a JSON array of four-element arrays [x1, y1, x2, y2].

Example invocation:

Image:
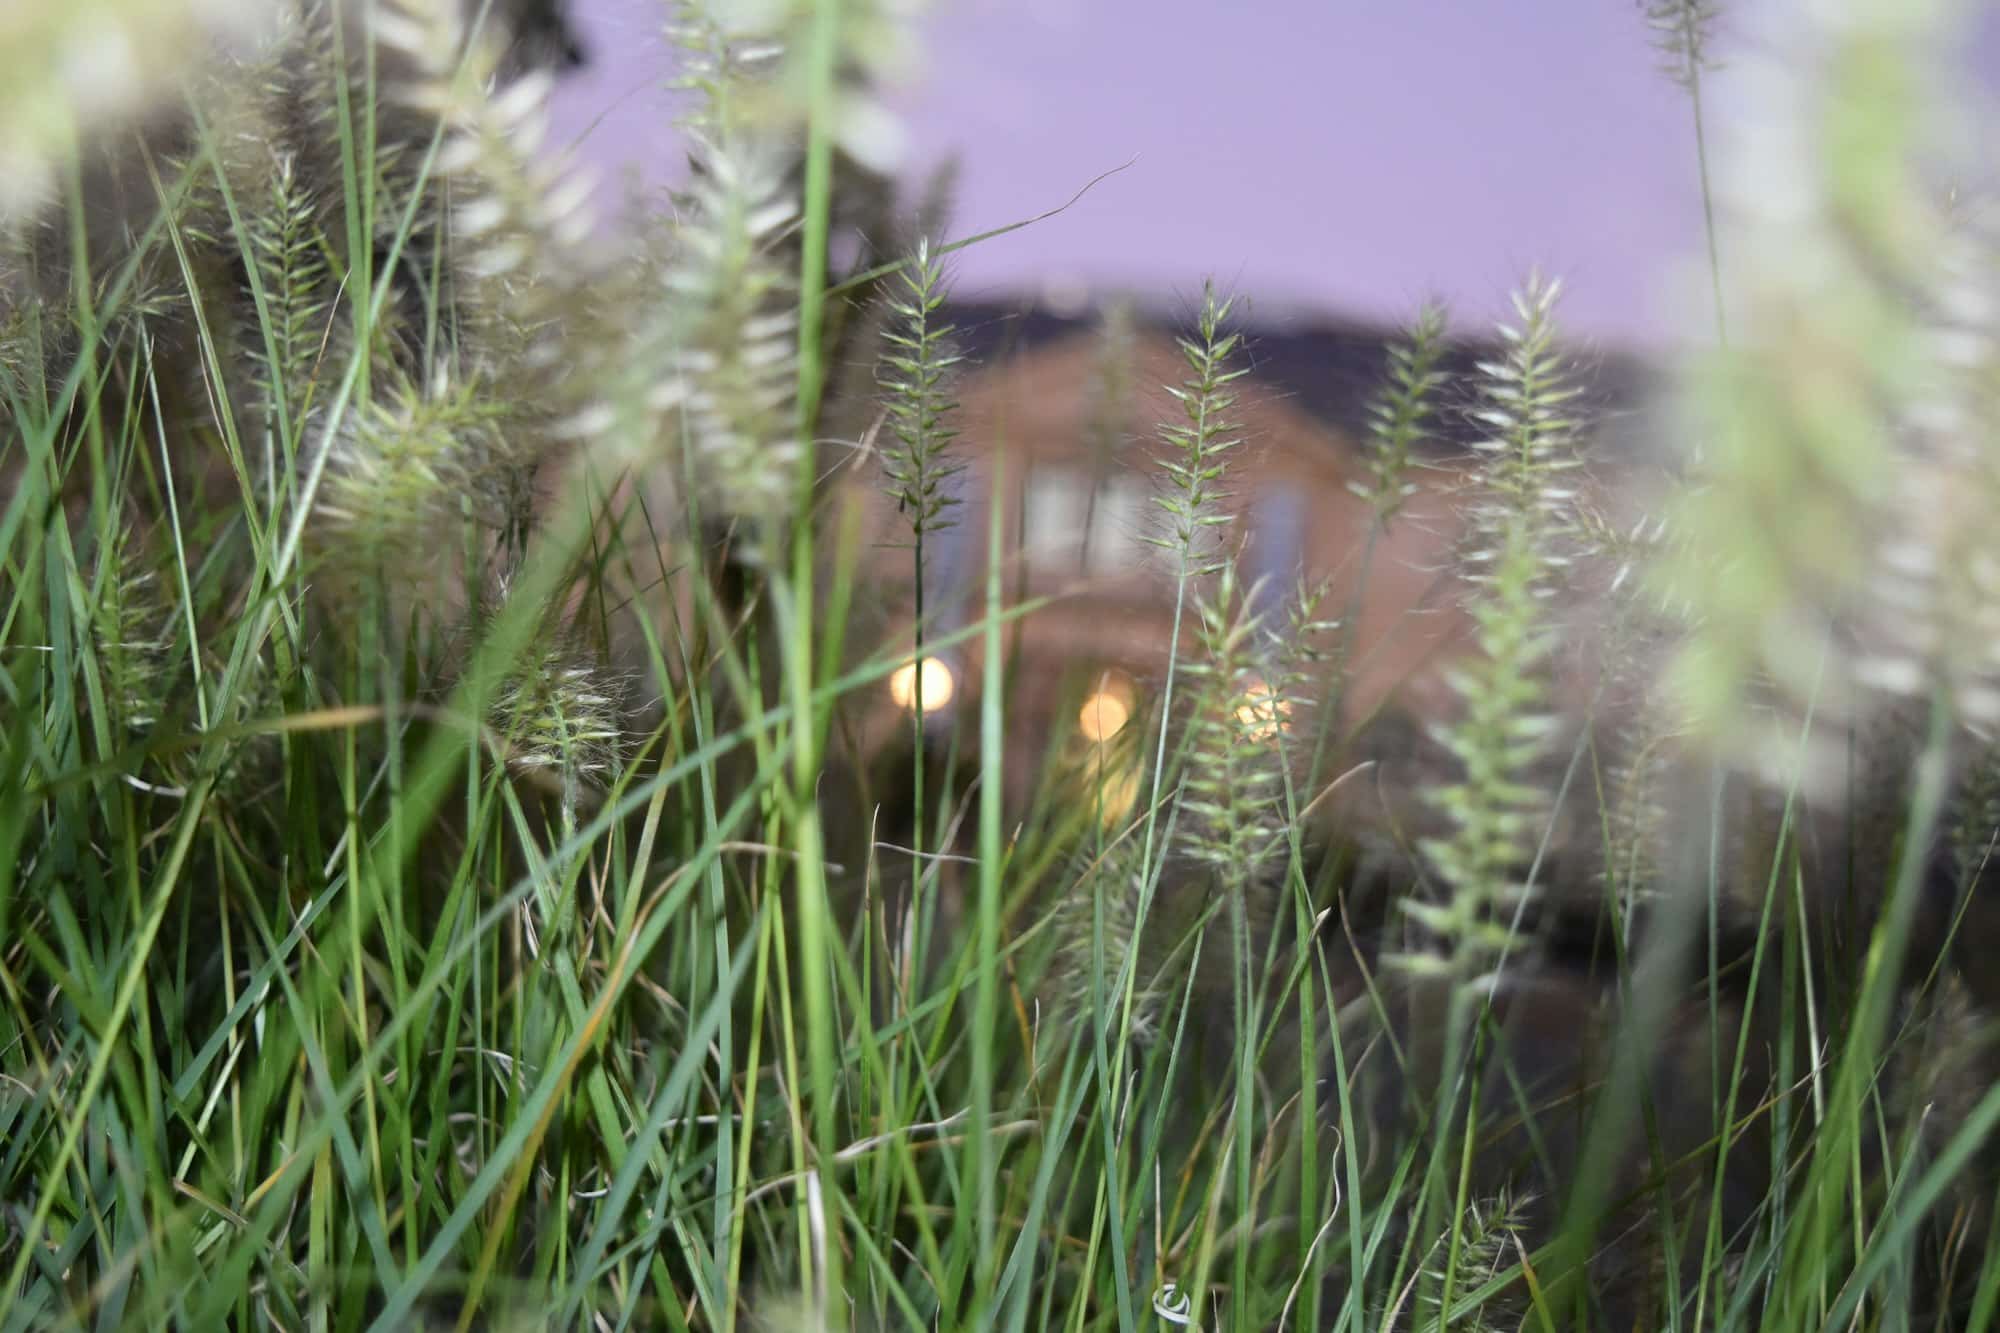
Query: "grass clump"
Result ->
[[7, 0, 2000, 1330]]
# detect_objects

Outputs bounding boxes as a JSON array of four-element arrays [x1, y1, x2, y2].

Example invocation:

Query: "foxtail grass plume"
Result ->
[[489, 631, 631, 829], [1247, 573, 1337, 754], [91, 533, 173, 735], [243, 148, 334, 442], [1047, 830, 1168, 1049], [1180, 564, 1291, 896], [671, 0, 929, 173], [656, 134, 803, 550], [1657, 0, 1986, 771], [658, 6, 804, 536], [279, 0, 609, 566], [1397, 275, 1586, 984], [1855, 224, 2000, 727], [374, 0, 599, 321], [877, 237, 963, 538], [1350, 300, 1447, 525], [1464, 274, 1584, 599], [1402, 531, 1556, 982], [668, 0, 787, 136], [0, 0, 275, 221], [316, 362, 514, 550], [1409, 1190, 1535, 1332], [1641, 0, 1722, 92], [1148, 282, 1246, 579]]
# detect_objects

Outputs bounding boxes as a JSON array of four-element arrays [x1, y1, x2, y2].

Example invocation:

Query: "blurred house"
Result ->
[[840, 296, 1657, 814]]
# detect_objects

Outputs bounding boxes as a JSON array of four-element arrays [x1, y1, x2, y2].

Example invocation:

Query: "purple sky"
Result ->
[[546, 2, 1998, 349]]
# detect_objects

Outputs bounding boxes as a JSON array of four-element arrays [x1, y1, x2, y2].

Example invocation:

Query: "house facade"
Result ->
[[839, 297, 1654, 817]]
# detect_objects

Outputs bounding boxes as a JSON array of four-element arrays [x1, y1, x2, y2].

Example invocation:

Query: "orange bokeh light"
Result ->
[[888, 658, 955, 713]]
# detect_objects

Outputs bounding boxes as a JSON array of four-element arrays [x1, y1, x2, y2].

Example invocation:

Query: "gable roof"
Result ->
[[940, 294, 1662, 460]]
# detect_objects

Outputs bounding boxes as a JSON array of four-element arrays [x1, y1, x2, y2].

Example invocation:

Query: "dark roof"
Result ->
[[941, 296, 1663, 459]]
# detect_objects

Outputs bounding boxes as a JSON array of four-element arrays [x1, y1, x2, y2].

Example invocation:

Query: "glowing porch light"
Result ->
[[888, 657, 955, 713], [1077, 671, 1136, 743]]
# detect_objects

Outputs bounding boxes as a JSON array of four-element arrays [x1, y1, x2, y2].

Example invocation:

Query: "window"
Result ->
[[1245, 484, 1308, 613], [1023, 465, 1163, 577], [1085, 474, 1153, 573], [1023, 464, 1087, 573]]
